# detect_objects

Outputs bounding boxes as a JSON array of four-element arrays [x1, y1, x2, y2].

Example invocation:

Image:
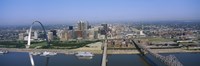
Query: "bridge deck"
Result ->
[[101, 40, 107, 66], [132, 40, 183, 66]]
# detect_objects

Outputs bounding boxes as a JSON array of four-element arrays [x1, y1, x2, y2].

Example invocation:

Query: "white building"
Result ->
[[34, 31, 38, 39], [48, 32, 53, 41], [18, 33, 24, 40], [139, 30, 146, 37]]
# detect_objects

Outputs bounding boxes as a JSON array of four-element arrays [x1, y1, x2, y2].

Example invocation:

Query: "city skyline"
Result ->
[[1, 0, 200, 66], [0, 0, 200, 25]]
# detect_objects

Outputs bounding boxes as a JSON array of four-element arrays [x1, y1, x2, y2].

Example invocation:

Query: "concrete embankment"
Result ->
[[0, 48, 200, 54]]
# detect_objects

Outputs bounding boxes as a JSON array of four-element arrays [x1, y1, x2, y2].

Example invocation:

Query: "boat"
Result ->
[[77, 56, 93, 60], [4, 51, 8, 54], [40, 51, 57, 56], [0, 51, 4, 54], [75, 52, 94, 57], [0, 50, 8, 54], [30, 52, 41, 55], [48, 52, 57, 56]]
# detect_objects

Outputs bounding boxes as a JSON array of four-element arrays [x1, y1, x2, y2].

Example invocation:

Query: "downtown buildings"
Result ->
[[56, 20, 100, 41], [17, 20, 148, 42]]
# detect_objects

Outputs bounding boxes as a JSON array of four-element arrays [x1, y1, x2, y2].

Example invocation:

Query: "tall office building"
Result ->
[[94, 31, 98, 39], [101, 24, 108, 31], [50, 30, 57, 37], [77, 21, 90, 39], [56, 30, 62, 39], [18, 33, 24, 40], [68, 30, 75, 39], [77, 20, 88, 31], [75, 30, 83, 39], [48, 32, 53, 41], [86, 21, 91, 29], [100, 24, 108, 35], [82, 30, 88, 39], [60, 30, 68, 41], [60, 30, 65, 41], [88, 29, 94, 39], [34, 31, 38, 39], [69, 26, 74, 30]]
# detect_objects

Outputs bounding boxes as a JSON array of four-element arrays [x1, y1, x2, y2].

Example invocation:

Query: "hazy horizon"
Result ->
[[1, 0, 200, 25]]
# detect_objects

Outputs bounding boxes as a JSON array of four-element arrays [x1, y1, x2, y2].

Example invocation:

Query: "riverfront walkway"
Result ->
[[0, 48, 140, 54]]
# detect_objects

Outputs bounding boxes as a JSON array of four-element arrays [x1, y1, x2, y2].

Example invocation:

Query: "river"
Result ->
[[0, 52, 200, 66]]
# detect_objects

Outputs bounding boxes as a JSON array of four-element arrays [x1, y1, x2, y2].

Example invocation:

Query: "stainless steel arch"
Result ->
[[27, 21, 50, 48]]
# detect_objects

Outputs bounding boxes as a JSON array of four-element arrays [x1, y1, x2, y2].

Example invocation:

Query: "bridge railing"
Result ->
[[101, 40, 107, 66], [132, 40, 183, 66]]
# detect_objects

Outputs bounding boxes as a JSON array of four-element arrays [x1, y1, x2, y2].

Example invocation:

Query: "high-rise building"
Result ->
[[65, 32, 68, 40], [18, 33, 24, 40], [77, 20, 90, 39], [57, 30, 62, 39], [60, 30, 65, 41], [75, 30, 83, 39], [48, 32, 53, 41], [69, 26, 74, 30], [50, 30, 57, 37], [88, 29, 94, 39], [68, 30, 75, 39], [86, 21, 90, 29], [101, 24, 108, 30], [94, 31, 98, 39], [34, 31, 38, 39], [83, 30, 89, 39], [77, 21, 87, 31], [60, 30, 69, 41], [101, 24, 108, 35]]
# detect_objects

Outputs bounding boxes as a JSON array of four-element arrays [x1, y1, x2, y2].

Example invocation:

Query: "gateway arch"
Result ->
[[26, 21, 50, 48]]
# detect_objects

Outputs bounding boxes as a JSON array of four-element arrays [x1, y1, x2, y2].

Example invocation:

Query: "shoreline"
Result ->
[[1, 48, 200, 54]]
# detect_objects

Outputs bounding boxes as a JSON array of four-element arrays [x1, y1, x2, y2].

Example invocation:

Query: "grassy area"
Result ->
[[0, 41, 25, 48], [0, 40, 102, 49], [48, 40, 102, 49], [30, 41, 47, 48]]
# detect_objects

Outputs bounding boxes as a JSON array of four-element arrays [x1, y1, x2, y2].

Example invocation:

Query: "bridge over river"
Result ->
[[101, 39, 183, 66]]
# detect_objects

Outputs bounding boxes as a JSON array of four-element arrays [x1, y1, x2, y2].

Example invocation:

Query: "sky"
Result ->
[[0, 0, 200, 25]]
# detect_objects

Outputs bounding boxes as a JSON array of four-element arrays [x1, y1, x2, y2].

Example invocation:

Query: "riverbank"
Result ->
[[0, 48, 200, 54]]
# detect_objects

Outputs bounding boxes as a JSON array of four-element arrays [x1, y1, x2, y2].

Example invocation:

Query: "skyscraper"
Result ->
[[77, 20, 90, 39], [60, 30, 68, 41], [18, 33, 24, 40], [34, 31, 38, 39], [88, 29, 94, 39], [101, 24, 108, 31], [75, 30, 83, 39], [100, 24, 108, 35], [68, 30, 75, 39], [69, 26, 74, 30], [77, 20, 87, 31], [48, 32, 53, 41], [50, 30, 57, 37]]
